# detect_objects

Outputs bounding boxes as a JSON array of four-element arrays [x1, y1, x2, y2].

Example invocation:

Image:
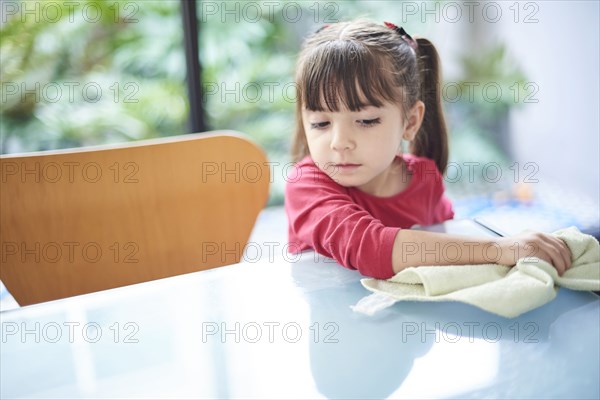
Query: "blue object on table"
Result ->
[[452, 184, 600, 239]]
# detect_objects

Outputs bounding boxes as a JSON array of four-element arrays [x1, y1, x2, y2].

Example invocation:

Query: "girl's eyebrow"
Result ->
[[303, 105, 380, 113]]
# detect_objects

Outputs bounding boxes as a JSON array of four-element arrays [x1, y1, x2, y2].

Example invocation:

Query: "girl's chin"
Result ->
[[326, 174, 365, 187]]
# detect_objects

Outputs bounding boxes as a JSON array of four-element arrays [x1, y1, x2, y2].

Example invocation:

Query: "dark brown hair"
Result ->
[[291, 19, 449, 173]]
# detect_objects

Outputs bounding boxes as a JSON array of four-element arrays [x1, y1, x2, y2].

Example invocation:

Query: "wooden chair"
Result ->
[[0, 132, 270, 306]]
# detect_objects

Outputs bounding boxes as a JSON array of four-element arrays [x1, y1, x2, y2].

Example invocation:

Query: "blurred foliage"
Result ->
[[458, 43, 527, 113], [444, 42, 528, 200], [1, 0, 188, 152]]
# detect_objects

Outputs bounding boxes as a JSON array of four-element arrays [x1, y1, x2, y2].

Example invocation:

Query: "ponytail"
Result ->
[[412, 38, 449, 174]]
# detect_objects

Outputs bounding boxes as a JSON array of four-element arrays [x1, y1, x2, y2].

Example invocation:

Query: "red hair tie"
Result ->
[[315, 24, 330, 34], [384, 21, 418, 50]]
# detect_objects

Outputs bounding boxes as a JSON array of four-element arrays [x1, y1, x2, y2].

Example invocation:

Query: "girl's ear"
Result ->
[[402, 100, 425, 141]]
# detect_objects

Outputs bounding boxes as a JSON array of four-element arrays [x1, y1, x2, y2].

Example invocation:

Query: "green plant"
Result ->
[[444, 42, 529, 199], [0, 1, 187, 153], [456, 42, 528, 117]]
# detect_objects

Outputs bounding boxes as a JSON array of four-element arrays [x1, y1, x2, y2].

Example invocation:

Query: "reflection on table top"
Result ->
[[1, 221, 599, 399]]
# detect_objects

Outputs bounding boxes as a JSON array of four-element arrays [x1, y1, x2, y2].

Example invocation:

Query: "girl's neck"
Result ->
[[356, 156, 412, 198]]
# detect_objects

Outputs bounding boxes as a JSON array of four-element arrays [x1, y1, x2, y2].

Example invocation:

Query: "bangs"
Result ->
[[299, 40, 400, 112]]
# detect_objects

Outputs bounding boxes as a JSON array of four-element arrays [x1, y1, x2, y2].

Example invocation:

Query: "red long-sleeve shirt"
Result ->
[[285, 154, 454, 279]]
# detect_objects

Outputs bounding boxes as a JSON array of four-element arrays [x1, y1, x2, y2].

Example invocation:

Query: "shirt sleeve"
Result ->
[[285, 160, 400, 279], [433, 193, 455, 222]]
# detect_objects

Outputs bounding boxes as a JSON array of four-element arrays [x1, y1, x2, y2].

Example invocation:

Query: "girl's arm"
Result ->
[[392, 229, 573, 275], [286, 158, 402, 279]]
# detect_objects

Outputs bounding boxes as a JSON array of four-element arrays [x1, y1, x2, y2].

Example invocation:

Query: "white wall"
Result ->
[[494, 1, 599, 203]]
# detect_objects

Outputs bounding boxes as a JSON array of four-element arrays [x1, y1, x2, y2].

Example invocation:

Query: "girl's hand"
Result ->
[[498, 232, 572, 275]]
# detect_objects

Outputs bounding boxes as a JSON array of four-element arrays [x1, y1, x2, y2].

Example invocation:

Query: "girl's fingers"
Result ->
[[542, 235, 572, 276], [555, 239, 572, 273], [515, 232, 573, 276], [550, 249, 566, 276]]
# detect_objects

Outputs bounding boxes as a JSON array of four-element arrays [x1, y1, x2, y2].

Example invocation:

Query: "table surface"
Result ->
[[1, 220, 599, 399]]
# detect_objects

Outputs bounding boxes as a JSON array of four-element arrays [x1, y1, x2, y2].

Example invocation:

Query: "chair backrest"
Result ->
[[0, 132, 270, 306]]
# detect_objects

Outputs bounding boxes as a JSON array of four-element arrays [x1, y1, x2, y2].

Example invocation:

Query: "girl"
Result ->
[[285, 19, 572, 279]]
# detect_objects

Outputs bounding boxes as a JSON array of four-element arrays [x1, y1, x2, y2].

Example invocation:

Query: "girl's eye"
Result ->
[[310, 121, 330, 129], [358, 118, 381, 127]]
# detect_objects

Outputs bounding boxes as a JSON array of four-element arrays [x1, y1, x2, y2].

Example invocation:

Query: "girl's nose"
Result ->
[[330, 126, 355, 151]]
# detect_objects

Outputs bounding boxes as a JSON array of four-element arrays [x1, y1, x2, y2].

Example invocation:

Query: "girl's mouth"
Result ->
[[333, 163, 361, 171]]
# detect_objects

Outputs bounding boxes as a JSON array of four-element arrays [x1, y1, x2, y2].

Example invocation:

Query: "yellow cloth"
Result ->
[[354, 227, 600, 318]]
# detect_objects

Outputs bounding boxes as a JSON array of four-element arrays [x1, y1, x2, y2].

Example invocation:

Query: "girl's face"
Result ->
[[302, 100, 423, 196]]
